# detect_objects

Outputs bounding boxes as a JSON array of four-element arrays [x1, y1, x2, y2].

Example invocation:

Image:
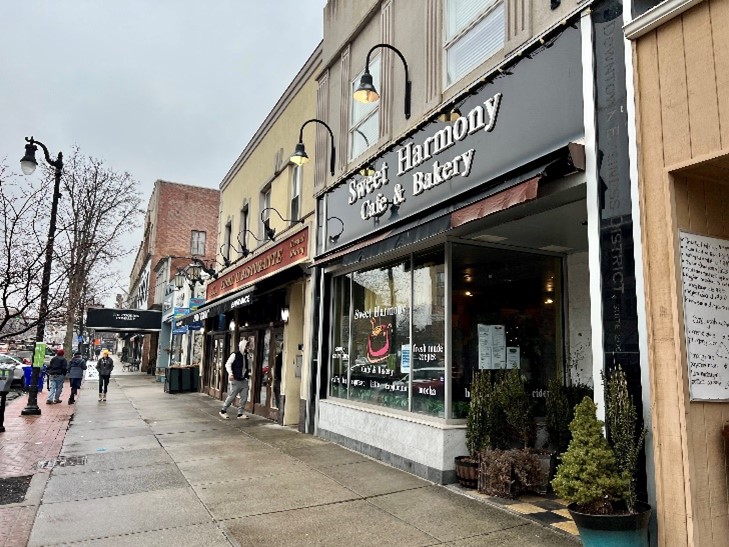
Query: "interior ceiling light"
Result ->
[[474, 234, 508, 243], [539, 244, 572, 252]]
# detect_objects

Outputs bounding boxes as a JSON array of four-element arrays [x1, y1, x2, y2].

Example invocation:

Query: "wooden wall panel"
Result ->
[[709, 0, 729, 148], [683, 4, 722, 157], [656, 18, 692, 166]]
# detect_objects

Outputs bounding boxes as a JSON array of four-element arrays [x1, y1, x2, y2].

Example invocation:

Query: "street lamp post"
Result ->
[[19, 136, 63, 416]]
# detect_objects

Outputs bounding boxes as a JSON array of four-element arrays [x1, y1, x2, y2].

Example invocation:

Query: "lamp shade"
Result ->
[[290, 142, 309, 166], [353, 71, 380, 103], [189, 263, 202, 281], [20, 143, 38, 175], [174, 271, 186, 290]]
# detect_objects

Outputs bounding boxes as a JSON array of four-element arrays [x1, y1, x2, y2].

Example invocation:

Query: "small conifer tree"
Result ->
[[466, 371, 491, 458], [551, 397, 629, 514]]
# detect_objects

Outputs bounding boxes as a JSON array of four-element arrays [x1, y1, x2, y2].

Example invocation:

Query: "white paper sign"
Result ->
[[679, 231, 729, 401], [478, 324, 507, 369], [506, 346, 520, 369]]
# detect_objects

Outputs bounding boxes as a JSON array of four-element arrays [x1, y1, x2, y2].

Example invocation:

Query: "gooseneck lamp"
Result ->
[[353, 43, 412, 120]]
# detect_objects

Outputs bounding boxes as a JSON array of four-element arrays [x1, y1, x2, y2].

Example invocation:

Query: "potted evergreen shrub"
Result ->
[[455, 370, 491, 488], [552, 383, 651, 546]]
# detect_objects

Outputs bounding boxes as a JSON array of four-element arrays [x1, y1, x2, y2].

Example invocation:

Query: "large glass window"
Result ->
[[411, 250, 446, 416], [328, 251, 445, 416], [350, 56, 381, 161], [450, 243, 562, 418], [349, 260, 411, 409], [444, 0, 505, 87]]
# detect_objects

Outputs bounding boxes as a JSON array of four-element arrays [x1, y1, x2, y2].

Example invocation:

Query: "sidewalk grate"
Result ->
[[35, 455, 87, 470]]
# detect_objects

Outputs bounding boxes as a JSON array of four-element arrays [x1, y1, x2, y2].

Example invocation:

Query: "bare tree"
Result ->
[[0, 162, 68, 340], [53, 147, 143, 354]]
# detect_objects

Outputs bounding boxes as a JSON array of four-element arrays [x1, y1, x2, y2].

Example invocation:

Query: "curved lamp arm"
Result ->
[[362, 43, 412, 119], [327, 216, 345, 243], [260, 206, 304, 242], [296, 118, 336, 176], [25, 136, 64, 170]]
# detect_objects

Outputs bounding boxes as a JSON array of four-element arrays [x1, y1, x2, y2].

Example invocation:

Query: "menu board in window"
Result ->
[[679, 231, 729, 401]]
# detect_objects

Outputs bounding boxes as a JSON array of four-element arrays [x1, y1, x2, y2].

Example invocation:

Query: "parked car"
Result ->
[[0, 353, 31, 387]]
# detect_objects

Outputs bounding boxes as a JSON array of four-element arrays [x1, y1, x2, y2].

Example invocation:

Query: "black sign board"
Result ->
[[323, 24, 584, 250], [86, 308, 162, 332]]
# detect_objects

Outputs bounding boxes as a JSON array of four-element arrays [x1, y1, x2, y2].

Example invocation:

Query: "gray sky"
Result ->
[[0, 0, 326, 306]]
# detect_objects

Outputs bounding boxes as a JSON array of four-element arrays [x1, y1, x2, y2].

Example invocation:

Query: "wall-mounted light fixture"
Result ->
[[290, 118, 336, 176], [353, 43, 412, 119], [437, 107, 462, 123], [260, 206, 304, 242], [237, 229, 264, 259], [280, 307, 290, 323], [327, 216, 345, 243]]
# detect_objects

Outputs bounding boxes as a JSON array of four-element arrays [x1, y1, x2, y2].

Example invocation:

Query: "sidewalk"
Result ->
[[18, 373, 577, 546], [0, 389, 75, 547]]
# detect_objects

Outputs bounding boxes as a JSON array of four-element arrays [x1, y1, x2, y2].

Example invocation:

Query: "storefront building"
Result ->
[[626, 0, 729, 544], [312, 0, 651, 489], [182, 46, 322, 426]]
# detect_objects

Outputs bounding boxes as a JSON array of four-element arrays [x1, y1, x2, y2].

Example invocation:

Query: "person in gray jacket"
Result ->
[[67, 352, 87, 405], [46, 349, 68, 404], [95, 349, 114, 402]]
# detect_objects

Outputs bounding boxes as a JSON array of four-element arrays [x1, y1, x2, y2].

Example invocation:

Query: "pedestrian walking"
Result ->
[[67, 352, 87, 404], [219, 338, 251, 420], [46, 349, 68, 404], [96, 349, 114, 402]]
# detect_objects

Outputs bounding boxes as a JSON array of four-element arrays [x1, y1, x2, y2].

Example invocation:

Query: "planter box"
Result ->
[[569, 502, 651, 547], [454, 456, 479, 489]]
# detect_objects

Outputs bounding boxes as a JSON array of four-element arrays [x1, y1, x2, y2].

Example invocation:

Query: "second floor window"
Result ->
[[260, 188, 271, 240], [191, 230, 206, 256], [444, 0, 505, 87], [350, 56, 381, 161], [290, 165, 302, 222], [238, 204, 249, 253], [223, 222, 232, 263]]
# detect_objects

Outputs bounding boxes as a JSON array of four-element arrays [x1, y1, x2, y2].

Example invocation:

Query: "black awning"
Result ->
[[178, 286, 256, 325], [86, 308, 162, 332]]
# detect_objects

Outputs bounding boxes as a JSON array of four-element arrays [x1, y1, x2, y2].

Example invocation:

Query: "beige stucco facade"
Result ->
[[205, 44, 322, 427], [628, 0, 729, 544]]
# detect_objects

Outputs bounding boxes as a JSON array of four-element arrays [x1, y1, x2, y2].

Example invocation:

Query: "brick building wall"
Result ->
[[128, 180, 220, 370]]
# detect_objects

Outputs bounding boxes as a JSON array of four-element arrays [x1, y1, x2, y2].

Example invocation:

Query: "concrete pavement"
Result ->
[[23, 372, 577, 546]]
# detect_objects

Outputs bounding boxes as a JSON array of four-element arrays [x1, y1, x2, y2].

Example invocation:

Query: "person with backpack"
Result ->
[[46, 349, 68, 404], [219, 338, 252, 420], [67, 352, 87, 404], [96, 349, 114, 402]]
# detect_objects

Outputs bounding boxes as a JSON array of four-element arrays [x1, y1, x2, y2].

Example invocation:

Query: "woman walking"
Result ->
[[67, 352, 87, 404], [96, 349, 114, 402]]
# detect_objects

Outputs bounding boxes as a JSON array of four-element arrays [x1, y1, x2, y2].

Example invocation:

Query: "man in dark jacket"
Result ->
[[96, 349, 114, 402], [67, 352, 87, 404], [218, 339, 251, 420], [46, 349, 68, 404]]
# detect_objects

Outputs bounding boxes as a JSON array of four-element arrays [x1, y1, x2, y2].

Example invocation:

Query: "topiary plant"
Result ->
[[466, 370, 491, 458], [496, 369, 533, 448], [551, 397, 630, 514], [546, 378, 571, 453]]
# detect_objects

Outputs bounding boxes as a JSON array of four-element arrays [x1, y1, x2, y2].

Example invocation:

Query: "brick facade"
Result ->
[[128, 180, 219, 369]]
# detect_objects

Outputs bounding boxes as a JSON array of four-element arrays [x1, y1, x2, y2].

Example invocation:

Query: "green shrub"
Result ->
[[551, 397, 629, 514], [466, 371, 491, 458], [546, 378, 571, 453], [496, 369, 533, 448]]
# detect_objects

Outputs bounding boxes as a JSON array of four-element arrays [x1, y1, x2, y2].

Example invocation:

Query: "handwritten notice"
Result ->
[[679, 232, 729, 401], [478, 324, 506, 369]]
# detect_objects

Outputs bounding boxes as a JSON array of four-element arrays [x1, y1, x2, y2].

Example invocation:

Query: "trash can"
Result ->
[[164, 367, 182, 394], [180, 367, 192, 392], [22, 365, 46, 391], [190, 366, 200, 392]]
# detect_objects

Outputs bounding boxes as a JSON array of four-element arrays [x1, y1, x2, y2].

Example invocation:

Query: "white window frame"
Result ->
[[260, 187, 271, 240], [349, 56, 381, 162], [444, 0, 505, 88], [290, 165, 302, 222], [190, 230, 206, 256]]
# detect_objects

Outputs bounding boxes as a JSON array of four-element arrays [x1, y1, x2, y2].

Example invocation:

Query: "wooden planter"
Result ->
[[454, 456, 479, 489]]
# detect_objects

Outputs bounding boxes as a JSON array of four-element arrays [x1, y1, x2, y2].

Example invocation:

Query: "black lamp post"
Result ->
[[353, 43, 412, 119], [290, 119, 336, 176], [19, 136, 63, 416]]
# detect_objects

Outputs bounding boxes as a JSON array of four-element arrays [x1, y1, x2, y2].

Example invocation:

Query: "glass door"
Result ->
[[210, 335, 226, 399], [254, 327, 283, 420]]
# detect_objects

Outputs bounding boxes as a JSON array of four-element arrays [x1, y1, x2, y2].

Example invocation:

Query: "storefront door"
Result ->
[[252, 327, 282, 420], [207, 334, 226, 399]]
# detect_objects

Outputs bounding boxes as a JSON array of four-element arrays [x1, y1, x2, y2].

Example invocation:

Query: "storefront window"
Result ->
[[349, 260, 410, 409], [330, 275, 351, 399], [411, 250, 446, 416], [451, 243, 562, 418]]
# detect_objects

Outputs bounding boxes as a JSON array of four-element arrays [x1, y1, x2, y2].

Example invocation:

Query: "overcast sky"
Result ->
[[0, 0, 326, 306]]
